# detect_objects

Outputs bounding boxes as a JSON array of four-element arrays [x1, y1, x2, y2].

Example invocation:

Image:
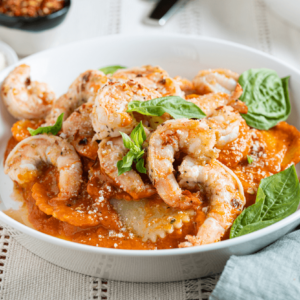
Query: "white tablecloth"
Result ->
[[1, 1, 300, 299], [55, 0, 300, 69]]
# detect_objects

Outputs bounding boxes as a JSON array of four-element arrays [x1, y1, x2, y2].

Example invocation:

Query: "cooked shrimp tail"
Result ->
[[4, 135, 82, 199], [178, 158, 245, 246], [147, 118, 219, 209], [1, 64, 55, 119]]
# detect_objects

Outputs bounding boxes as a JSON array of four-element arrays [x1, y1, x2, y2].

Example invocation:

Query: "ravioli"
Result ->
[[110, 198, 195, 242]]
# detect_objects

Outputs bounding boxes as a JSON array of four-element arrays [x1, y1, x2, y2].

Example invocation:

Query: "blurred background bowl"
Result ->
[[0, 0, 71, 56], [0, 40, 18, 67]]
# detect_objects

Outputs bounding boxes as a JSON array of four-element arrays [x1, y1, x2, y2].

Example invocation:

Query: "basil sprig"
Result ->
[[230, 165, 300, 238], [28, 113, 64, 136], [239, 69, 291, 130], [99, 65, 126, 75], [127, 96, 206, 120], [117, 122, 147, 176]]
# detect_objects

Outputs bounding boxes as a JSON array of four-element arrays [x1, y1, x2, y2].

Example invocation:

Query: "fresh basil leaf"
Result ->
[[127, 96, 206, 120], [117, 160, 132, 176], [281, 76, 291, 118], [99, 65, 126, 75], [121, 151, 135, 168], [135, 149, 145, 160], [130, 121, 147, 147], [247, 155, 253, 164], [136, 158, 147, 174], [117, 123, 147, 176], [259, 164, 300, 221], [232, 219, 279, 238], [239, 69, 291, 130], [28, 113, 64, 136], [230, 188, 265, 238], [120, 132, 135, 150], [230, 165, 300, 238]]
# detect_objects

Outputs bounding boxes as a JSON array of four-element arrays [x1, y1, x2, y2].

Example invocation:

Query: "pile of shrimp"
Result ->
[[2, 64, 256, 248]]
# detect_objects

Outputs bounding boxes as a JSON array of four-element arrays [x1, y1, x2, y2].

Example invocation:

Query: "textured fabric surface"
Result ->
[[0, 231, 91, 300], [210, 230, 300, 300], [0, 224, 219, 300], [0, 225, 109, 300], [2, 0, 300, 299]]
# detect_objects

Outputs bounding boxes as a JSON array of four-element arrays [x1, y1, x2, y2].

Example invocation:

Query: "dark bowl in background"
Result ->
[[0, 0, 71, 32]]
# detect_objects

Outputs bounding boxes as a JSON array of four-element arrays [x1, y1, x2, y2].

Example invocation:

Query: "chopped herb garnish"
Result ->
[[247, 155, 253, 164]]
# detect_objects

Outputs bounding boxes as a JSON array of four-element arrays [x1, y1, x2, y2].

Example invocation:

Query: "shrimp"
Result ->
[[91, 79, 161, 140], [216, 119, 252, 170], [173, 76, 195, 96], [113, 65, 184, 97], [113, 65, 168, 83], [186, 90, 250, 165], [178, 158, 245, 247], [63, 102, 98, 160], [147, 106, 244, 209], [185, 94, 250, 167], [4, 135, 82, 199], [98, 136, 156, 199], [193, 69, 242, 98], [147, 119, 220, 209], [186, 91, 248, 117], [207, 105, 251, 167], [46, 70, 107, 124], [1, 64, 55, 119], [208, 106, 244, 147]]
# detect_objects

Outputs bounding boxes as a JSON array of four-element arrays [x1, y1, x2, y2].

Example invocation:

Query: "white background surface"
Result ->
[[47, 0, 300, 70]]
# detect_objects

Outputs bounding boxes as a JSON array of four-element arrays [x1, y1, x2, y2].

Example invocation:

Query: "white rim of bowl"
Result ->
[[1, 33, 300, 257], [0, 40, 18, 66]]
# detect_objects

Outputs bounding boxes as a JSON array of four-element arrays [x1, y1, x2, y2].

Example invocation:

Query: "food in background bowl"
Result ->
[[2, 63, 300, 250], [0, 0, 65, 17], [0, 0, 70, 56]]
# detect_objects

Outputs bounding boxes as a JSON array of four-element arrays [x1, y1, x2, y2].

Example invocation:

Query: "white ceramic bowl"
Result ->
[[0, 35, 300, 282]]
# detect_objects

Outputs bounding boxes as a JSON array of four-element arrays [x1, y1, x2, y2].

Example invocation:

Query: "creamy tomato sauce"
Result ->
[[4, 137, 197, 249], [224, 122, 300, 207], [4, 121, 300, 250]]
